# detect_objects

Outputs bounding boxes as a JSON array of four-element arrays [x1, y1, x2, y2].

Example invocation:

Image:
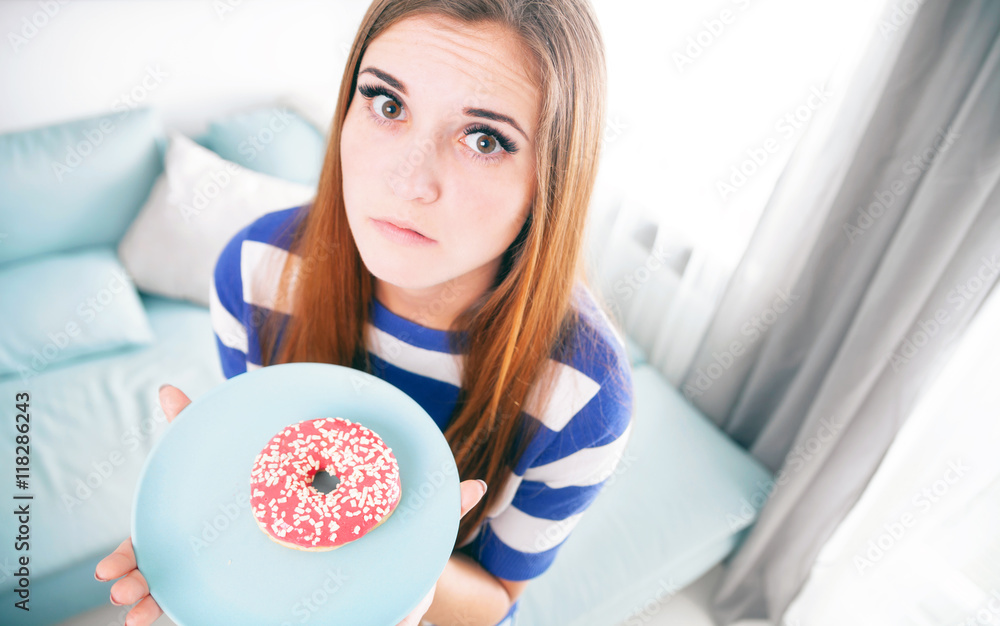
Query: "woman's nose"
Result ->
[[387, 135, 441, 203]]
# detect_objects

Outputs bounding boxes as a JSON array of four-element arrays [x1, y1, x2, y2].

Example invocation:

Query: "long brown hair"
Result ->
[[257, 0, 621, 549]]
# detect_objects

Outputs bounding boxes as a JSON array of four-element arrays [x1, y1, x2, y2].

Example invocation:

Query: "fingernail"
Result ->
[[110, 591, 121, 606], [477, 479, 488, 494], [94, 570, 104, 582]]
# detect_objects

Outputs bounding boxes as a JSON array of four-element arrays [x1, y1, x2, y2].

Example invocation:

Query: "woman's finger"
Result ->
[[109, 568, 149, 607], [94, 536, 136, 582], [458, 479, 487, 519], [159, 384, 191, 424], [126, 593, 165, 626]]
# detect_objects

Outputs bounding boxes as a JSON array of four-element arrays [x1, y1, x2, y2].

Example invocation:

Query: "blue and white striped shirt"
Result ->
[[209, 205, 634, 625]]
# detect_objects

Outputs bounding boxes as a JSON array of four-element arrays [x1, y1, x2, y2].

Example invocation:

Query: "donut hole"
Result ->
[[311, 469, 340, 494]]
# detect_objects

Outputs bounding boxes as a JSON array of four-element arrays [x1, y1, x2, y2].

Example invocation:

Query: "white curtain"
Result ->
[[587, 0, 888, 389], [783, 259, 1000, 626], [689, 1, 1000, 621]]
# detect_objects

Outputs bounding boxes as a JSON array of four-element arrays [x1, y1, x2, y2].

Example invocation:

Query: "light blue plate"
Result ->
[[132, 362, 460, 626]]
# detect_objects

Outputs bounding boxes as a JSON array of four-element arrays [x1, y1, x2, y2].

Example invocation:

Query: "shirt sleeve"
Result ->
[[209, 224, 252, 379], [461, 362, 635, 582]]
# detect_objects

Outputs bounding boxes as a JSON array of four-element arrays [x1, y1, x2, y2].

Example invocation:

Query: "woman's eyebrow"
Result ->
[[359, 65, 528, 141], [464, 107, 527, 141], [359, 66, 408, 95]]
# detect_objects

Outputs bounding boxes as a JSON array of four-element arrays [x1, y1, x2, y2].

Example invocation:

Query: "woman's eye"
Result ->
[[464, 132, 501, 155], [359, 83, 514, 159], [373, 94, 404, 121]]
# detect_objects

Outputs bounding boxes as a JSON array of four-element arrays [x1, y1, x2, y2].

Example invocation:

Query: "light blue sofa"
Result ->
[[0, 106, 771, 625]]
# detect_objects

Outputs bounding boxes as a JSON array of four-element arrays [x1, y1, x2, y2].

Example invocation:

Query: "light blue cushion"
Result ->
[[0, 107, 165, 266], [518, 363, 773, 626], [0, 293, 225, 625], [198, 106, 325, 186], [188, 130, 214, 153], [0, 247, 155, 380]]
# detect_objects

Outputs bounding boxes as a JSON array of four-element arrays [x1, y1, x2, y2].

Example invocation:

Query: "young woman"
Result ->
[[95, 1, 634, 625]]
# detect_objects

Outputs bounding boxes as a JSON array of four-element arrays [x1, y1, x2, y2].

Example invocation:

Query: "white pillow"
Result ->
[[118, 131, 315, 307]]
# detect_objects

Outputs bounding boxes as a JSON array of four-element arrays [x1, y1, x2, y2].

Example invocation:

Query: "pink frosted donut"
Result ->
[[249, 417, 402, 551]]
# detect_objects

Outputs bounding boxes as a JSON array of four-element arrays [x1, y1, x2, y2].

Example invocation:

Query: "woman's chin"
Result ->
[[363, 259, 440, 292]]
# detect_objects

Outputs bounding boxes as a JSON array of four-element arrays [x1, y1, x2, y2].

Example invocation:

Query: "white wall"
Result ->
[[1, 0, 880, 262], [0, 0, 372, 136]]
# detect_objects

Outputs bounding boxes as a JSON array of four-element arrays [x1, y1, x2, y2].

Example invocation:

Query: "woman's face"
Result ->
[[341, 14, 540, 299]]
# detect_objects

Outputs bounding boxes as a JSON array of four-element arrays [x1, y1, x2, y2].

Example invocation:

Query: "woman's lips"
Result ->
[[371, 218, 436, 245]]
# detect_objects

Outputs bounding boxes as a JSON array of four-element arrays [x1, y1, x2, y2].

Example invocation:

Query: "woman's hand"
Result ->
[[94, 384, 191, 626], [395, 479, 488, 626]]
